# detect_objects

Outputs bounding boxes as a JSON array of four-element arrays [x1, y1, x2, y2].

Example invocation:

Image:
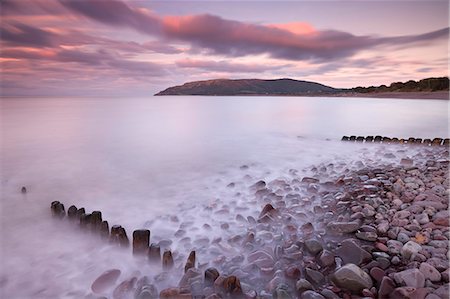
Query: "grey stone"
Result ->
[[401, 241, 422, 260], [393, 269, 425, 288], [378, 276, 396, 298], [434, 284, 449, 299], [300, 290, 325, 299], [327, 221, 360, 234], [419, 262, 441, 282], [295, 279, 313, 294], [331, 263, 373, 293], [305, 268, 325, 285], [355, 231, 378, 242], [397, 232, 410, 244], [305, 239, 323, 255], [335, 239, 372, 266]]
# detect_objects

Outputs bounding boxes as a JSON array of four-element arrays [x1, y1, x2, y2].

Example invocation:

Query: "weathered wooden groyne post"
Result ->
[[110, 225, 129, 247], [51, 201, 65, 218], [184, 250, 196, 272], [132, 229, 150, 256], [162, 250, 174, 270], [148, 243, 161, 263], [341, 135, 449, 146]]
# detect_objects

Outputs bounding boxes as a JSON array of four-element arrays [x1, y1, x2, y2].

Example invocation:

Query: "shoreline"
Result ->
[[155, 91, 449, 100]]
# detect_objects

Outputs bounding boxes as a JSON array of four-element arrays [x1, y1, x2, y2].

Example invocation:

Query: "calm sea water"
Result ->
[[0, 96, 448, 298]]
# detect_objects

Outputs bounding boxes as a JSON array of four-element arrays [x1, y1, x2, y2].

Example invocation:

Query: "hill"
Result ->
[[155, 77, 449, 98], [155, 78, 338, 96]]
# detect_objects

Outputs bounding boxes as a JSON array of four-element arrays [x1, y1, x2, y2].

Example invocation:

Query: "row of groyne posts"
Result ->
[[50, 201, 245, 296], [50, 201, 187, 270], [341, 136, 449, 146]]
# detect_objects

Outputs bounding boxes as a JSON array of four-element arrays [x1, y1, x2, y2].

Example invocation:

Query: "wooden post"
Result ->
[[162, 250, 174, 270], [133, 229, 150, 256], [51, 201, 65, 218], [148, 243, 161, 263], [184, 250, 196, 273], [67, 205, 77, 221]]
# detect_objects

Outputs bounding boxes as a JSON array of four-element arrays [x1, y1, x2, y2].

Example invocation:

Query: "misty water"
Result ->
[[0, 96, 448, 298]]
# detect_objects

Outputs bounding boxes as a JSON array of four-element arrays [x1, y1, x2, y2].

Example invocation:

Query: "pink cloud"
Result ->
[[176, 58, 290, 73]]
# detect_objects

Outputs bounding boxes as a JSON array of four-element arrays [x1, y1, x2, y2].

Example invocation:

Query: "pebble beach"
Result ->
[[47, 142, 449, 299]]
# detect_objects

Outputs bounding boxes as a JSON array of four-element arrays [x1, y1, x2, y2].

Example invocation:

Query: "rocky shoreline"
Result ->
[[51, 144, 449, 299]]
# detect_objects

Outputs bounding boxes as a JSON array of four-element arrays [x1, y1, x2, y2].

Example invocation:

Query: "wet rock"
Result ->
[[433, 210, 450, 226], [419, 262, 441, 282], [387, 240, 403, 255], [394, 269, 425, 288], [273, 284, 292, 299], [301, 222, 315, 234], [296, 279, 313, 294], [392, 287, 428, 299], [259, 203, 277, 219], [320, 289, 340, 299], [331, 264, 373, 293], [184, 251, 196, 273], [179, 268, 202, 288], [355, 231, 377, 242], [335, 239, 372, 266], [162, 250, 174, 270], [401, 241, 422, 260], [397, 232, 410, 244], [133, 230, 150, 256], [113, 277, 136, 299], [318, 250, 335, 267], [327, 221, 360, 234], [134, 277, 158, 299], [301, 290, 325, 299], [400, 158, 414, 166], [305, 268, 325, 285], [285, 266, 301, 280], [442, 269, 449, 283], [434, 284, 449, 298], [378, 276, 396, 298], [91, 269, 121, 293], [159, 288, 187, 298], [305, 239, 323, 255], [369, 267, 384, 284], [302, 177, 319, 184], [377, 221, 390, 235], [427, 258, 448, 272], [205, 268, 220, 286], [222, 276, 243, 297]]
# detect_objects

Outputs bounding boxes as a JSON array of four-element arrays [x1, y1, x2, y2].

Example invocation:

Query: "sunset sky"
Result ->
[[1, 0, 448, 96]]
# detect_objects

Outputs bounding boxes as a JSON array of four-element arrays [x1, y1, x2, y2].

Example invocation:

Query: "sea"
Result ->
[[0, 96, 448, 298]]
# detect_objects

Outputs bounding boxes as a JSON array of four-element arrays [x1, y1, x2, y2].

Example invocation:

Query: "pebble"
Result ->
[[419, 262, 442, 282], [304, 239, 323, 255], [393, 268, 425, 288], [401, 240, 422, 260], [336, 239, 372, 266], [331, 263, 373, 293], [91, 269, 121, 293], [301, 290, 325, 299]]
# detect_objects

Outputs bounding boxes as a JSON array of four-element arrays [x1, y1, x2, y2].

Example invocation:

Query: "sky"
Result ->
[[1, 0, 449, 96]]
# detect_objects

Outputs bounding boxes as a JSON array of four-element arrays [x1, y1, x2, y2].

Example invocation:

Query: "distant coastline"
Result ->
[[155, 77, 449, 100]]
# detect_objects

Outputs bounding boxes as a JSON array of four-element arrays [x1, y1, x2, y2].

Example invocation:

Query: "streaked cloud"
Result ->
[[176, 58, 290, 73], [0, 0, 448, 96]]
